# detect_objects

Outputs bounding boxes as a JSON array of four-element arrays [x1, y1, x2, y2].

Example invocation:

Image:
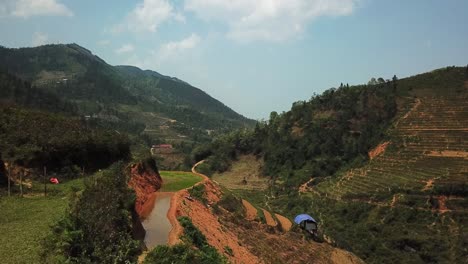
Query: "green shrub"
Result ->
[[189, 184, 208, 205], [143, 217, 227, 264], [41, 162, 141, 263], [218, 193, 244, 216]]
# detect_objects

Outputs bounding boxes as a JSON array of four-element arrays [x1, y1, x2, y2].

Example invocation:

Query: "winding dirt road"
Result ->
[[167, 160, 208, 245]]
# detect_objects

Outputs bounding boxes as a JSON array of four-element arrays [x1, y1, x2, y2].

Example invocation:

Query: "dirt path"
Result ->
[[274, 213, 292, 231], [167, 161, 260, 263], [401, 98, 421, 121], [167, 191, 184, 245], [437, 196, 450, 214], [422, 178, 435, 191], [167, 160, 209, 244], [390, 194, 399, 208], [191, 160, 210, 181], [427, 151, 468, 158], [261, 209, 277, 227], [298, 178, 314, 193], [167, 160, 212, 245], [242, 199, 258, 221]]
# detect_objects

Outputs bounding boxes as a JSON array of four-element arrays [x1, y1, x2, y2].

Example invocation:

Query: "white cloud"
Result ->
[[32, 32, 49, 46], [185, 0, 359, 42], [0, 0, 73, 18], [125, 33, 201, 69], [115, 44, 135, 54], [156, 33, 201, 61], [115, 0, 185, 33]]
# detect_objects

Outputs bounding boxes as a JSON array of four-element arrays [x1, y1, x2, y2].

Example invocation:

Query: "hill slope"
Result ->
[[197, 66, 468, 263], [0, 44, 253, 145], [305, 67, 468, 263]]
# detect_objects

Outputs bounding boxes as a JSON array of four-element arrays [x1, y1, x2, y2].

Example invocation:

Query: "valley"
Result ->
[[0, 42, 466, 264]]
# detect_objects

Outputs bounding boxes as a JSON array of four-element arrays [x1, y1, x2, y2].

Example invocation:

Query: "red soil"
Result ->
[[128, 162, 163, 218], [298, 178, 316, 193], [242, 199, 258, 221], [274, 213, 292, 231], [437, 196, 449, 214], [422, 179, 435, 191], [166, 161, 363, 264], [262, 209, 277, 227], [426, 150, 468, 158], [368, 141, 390, 160], [167, 161, 259, 263]]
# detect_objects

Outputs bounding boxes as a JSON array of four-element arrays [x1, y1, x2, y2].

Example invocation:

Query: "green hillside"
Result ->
[[197, 66, 468, 263], [0, 44, 254, 147]]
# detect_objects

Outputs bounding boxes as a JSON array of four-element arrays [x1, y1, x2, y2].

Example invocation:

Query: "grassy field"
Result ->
[[212, 155, 268, 191], [0, 178, 84, 264], [159, 171, 202, 192]]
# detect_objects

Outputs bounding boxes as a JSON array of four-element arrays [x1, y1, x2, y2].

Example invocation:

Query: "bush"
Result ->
[[189, 184, 208, 205], [41, 162, 141, 263], [218, 193, 244, 217], [143, 217, 227, 264]]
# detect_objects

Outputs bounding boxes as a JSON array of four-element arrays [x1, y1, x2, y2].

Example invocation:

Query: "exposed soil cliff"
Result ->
[[166, 161, 363, 264], [170, 180, 261, 264], [128, 159, 163, 218]]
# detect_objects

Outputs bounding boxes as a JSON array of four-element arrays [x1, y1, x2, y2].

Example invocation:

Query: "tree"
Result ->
[[368, 78, 378, 85], [392, 75, 398, 90]]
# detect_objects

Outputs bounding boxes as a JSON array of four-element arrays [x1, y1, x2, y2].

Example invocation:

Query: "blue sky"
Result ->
[[1, 0, 467, 119]]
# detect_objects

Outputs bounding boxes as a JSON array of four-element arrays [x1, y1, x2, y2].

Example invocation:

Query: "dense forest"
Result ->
[[0, 106, 130, 174], [0, 70, 77, 114]]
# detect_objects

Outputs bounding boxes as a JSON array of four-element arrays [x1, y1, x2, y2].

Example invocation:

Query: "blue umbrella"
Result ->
[[294, 214, 316, 225]]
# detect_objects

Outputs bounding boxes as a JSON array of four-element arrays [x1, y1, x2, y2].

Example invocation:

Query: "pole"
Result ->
[[7, 163, 11, 197], [43, 166, 47, 197], [20, 169, 23, 198]]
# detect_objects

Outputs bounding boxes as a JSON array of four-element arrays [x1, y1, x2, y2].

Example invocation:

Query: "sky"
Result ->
[[1, 0, 467, 119]]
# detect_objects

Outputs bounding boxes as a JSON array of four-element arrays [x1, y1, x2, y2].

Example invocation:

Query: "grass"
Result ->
[[212, 155, 268, 191], [159, 171, 202, 192], [0, 178, 84, 264]]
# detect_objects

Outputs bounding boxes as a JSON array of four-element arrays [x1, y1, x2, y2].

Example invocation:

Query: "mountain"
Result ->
[[196, 66, 468, 263], [0, 44, 254, 146]]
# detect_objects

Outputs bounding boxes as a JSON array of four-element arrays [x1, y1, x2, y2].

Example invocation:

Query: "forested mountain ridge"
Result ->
[[115, 65, 246, 121], [196, 66, 468, 263], [0, 44, 254, 144]]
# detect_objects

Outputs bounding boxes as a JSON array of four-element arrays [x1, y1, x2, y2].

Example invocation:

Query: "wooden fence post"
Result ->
[[44, 166, 47, 197], [7, 163, 11, 197], [20, 169, 23, 198]]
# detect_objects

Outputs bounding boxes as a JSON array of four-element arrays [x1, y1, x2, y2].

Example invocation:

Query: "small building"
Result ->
[[151, 144, 173, 155], [294, 214, 318, 235], [152, 144, 173, 149]]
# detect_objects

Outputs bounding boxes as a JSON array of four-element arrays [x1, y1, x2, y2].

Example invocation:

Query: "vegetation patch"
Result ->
[[188, 184, 208, 205], [159, 171, 202, 192], [42, 163, 141, 263], [144, 217, 226, 264], [0, 178, 84, 264], [217, 192, 245, 218]]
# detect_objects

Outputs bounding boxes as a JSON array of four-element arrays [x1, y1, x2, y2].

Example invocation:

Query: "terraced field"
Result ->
[[305, 81, 467, 263], [317, 92, 467, 212]]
